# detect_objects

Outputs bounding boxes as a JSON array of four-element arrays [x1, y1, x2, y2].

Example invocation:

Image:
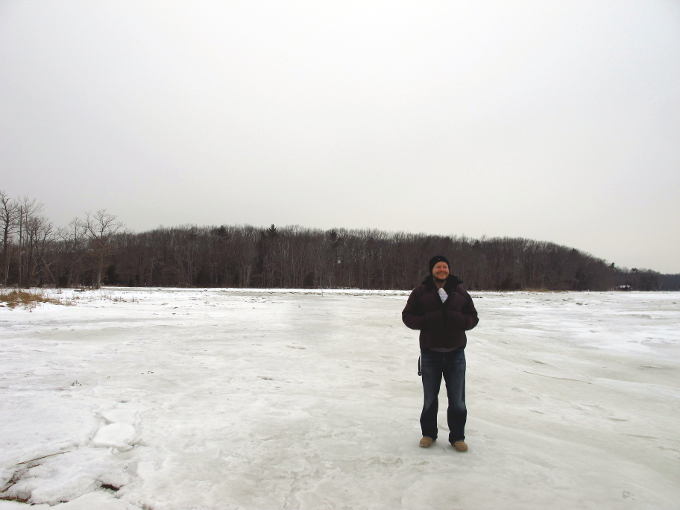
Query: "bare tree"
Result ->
[[0, 191, 18, 285], [16, 197, 45, 287], [85, 210, 124, 288], [24, 214, 54, 286], [57, 218, 88, 287]]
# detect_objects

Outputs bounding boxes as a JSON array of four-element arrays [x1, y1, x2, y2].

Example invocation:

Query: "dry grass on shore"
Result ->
[[0, 290, 72, 310]]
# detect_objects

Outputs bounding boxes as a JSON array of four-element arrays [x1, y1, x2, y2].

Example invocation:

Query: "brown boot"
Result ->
[[419, 436, 435, 448], [452, 440, 468, 452]]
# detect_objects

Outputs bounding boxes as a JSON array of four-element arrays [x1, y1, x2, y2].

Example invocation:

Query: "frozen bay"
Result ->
[[1, 289, 679, 509]]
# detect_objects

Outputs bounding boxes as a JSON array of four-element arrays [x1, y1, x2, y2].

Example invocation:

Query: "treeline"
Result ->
[[1, 192, 676, 291]]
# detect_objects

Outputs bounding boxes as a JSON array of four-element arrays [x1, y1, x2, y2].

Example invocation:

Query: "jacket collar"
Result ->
[[421, 274, 463, 293]]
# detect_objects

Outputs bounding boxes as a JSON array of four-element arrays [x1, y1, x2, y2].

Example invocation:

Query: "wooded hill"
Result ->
[[100, 225, 628, 291], [1, 191, 673, 291]]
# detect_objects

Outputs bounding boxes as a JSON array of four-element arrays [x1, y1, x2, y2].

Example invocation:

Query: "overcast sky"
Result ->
[[1, 0, 679, 273]]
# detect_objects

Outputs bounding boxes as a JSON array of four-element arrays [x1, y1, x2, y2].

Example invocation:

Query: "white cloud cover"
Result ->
[[1, 1, 679, 271]]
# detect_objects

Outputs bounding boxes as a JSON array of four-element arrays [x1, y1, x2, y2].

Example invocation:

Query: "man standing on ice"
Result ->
[[402, 255, 479, 451]]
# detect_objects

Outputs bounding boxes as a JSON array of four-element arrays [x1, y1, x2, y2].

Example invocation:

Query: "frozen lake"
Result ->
[[1, 288, 679, 510]]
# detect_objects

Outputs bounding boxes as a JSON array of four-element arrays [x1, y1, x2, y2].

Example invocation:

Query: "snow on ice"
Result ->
[[0, 288, 679, 509]]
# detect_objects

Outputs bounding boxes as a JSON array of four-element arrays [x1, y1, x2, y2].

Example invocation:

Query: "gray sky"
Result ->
[[1, 0, 679, 273]]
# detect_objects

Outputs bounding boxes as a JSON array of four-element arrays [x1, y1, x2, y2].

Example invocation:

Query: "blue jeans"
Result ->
[[420, 348, 466, 443]]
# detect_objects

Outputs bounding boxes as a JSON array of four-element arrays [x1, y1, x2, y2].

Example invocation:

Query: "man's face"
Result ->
[[432, 261, 449, 281]]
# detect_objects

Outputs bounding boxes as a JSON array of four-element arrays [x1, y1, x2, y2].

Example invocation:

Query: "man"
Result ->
[[402, 255, 479, 451]]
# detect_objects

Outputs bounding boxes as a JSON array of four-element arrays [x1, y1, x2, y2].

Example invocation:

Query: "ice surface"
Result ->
[[1, 288, 679, 509]]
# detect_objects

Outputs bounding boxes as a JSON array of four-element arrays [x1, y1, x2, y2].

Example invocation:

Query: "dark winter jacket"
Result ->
[[402, 275, 479, 350]]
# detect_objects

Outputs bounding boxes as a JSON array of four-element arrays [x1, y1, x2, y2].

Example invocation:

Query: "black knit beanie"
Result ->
[[428, 255, 450, 275]]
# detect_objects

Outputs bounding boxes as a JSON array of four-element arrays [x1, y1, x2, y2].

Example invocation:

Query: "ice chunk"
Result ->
[[92, 424, 136, 450]]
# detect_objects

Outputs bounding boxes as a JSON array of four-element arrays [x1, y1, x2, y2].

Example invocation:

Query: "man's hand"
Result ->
[[446, 310, 467, 329], [423, 310, 445, 330]]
